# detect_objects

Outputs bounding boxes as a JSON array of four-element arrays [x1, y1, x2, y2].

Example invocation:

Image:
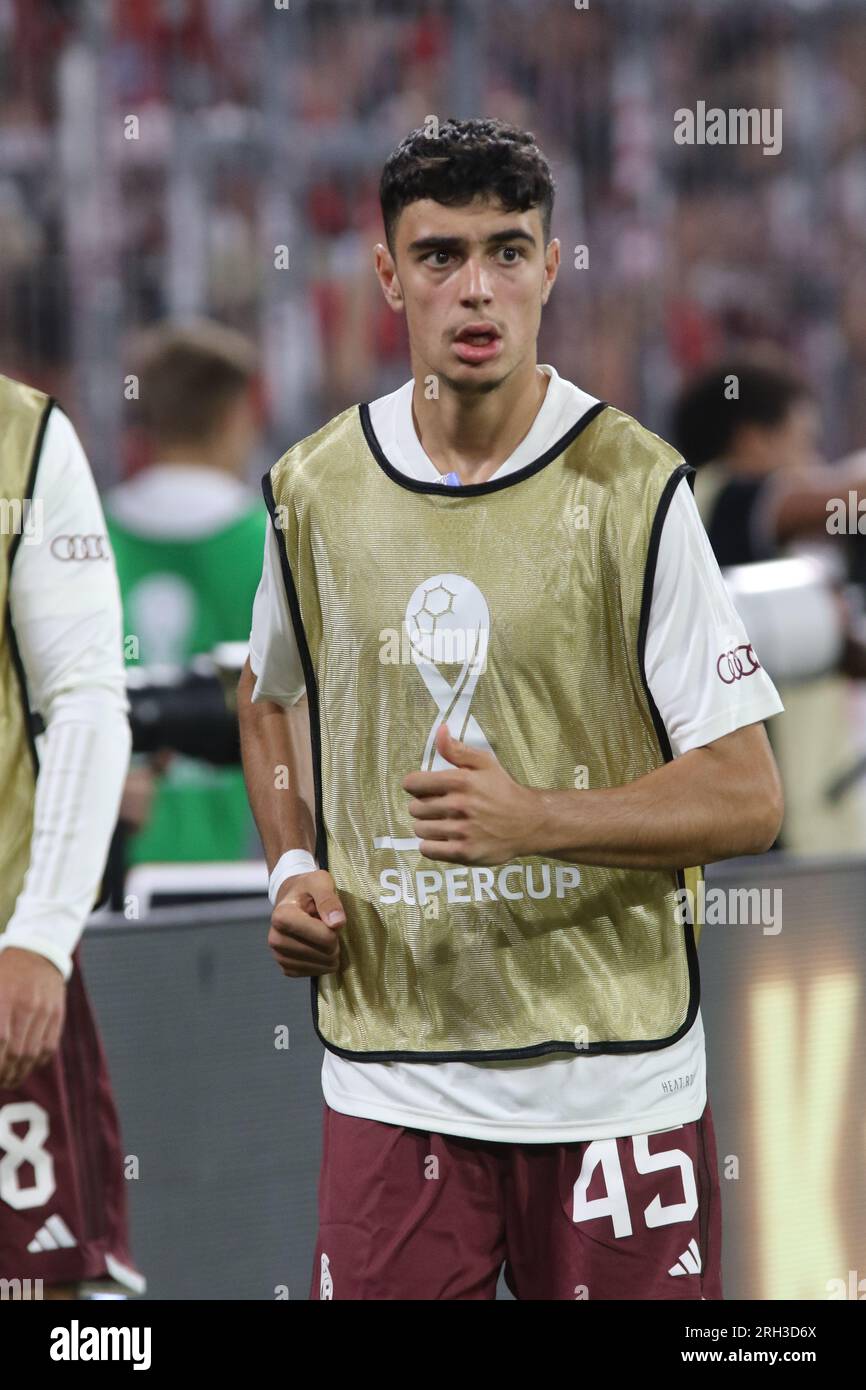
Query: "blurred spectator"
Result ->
[[104, 318, 266, 865], [3, 0, 866, 460], [673, 354, 866, 855]]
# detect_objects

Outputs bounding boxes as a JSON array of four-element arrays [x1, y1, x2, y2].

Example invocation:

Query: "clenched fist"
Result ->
[[268, 869, 346, 979]]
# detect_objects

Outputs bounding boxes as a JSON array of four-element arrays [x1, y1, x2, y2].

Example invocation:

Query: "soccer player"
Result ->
[[0, 374, 143, 1298], [238, 119, 785, 1301]]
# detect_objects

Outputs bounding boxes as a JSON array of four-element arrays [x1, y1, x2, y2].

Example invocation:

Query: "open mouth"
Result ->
[[453, 325, 503, 362], [457, 330, 499, 345]]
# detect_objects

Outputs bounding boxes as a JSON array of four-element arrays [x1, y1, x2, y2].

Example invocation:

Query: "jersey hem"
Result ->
[[320, 1078, 709, 1144]]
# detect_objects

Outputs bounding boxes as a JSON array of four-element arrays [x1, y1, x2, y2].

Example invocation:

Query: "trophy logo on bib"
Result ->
[[374, 572, 494, 851]]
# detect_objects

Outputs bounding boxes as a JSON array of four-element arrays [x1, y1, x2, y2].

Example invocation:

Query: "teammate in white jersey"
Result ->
[[238, 119, 784, 1300], [0, 381, 143, 1297]]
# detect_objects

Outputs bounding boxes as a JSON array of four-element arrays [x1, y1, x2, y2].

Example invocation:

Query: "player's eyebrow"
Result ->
[[407, 228, 537, 254]]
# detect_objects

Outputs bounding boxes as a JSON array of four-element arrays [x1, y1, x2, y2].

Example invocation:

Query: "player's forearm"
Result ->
[[237, 660, 316, 872], [523, 732, 784, 870], [0, 688, 132, 979]]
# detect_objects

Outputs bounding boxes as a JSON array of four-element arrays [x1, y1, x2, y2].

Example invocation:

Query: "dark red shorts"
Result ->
[[310, 1099, 723, 1300], [0, 951, 141, 1292]]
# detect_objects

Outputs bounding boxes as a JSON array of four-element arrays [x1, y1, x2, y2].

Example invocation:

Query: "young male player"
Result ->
[[238, 119, 785, 1301]]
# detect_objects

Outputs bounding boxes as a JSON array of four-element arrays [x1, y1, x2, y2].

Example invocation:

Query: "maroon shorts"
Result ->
[[310, 1099, 723, 1300], [0, 951, 141, 1292]]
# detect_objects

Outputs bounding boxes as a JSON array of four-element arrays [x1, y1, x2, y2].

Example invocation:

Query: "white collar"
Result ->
[[369, 365, 600, 483]]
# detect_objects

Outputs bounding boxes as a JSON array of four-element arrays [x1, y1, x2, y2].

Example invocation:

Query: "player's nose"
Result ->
[[458, 257, 493, 304]]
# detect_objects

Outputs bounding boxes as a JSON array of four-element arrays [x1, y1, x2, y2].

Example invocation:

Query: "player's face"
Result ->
[[376, 197, 559, 394]]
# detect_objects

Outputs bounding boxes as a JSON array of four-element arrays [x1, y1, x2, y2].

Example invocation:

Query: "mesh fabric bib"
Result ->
[[264, 398, 702, 1060]]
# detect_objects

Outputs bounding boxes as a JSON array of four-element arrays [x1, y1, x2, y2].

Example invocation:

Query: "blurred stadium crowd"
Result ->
[[3, 0, 866, 463]]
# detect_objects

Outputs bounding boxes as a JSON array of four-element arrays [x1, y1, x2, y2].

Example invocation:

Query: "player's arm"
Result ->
[[524, 721, 782, 868], [404, 720, 781, 869], [238, 524, 346, 978], [545, 477, 785, 868], [0, 408, 132, 1089], [758, 450, 866, 544], [236, 660, 316, 875], [404, 476, 786, 870]]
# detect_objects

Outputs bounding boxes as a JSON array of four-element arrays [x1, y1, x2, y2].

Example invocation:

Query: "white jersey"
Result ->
[[249, 365, 784, 1142], [0, 406, 131, 980]]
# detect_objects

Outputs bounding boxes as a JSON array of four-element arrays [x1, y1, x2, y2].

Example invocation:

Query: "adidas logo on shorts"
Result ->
[[668, 1238, 702, 1277], [27, 1214, 77, 1253]]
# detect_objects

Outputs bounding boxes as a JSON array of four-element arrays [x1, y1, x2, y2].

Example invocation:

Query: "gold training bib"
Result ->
[[264, 399, 702, 1060], [0, 375, 53, 932]]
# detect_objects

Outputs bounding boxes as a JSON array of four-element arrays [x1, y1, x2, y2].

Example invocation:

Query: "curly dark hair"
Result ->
[[379, 118, 556, 253]]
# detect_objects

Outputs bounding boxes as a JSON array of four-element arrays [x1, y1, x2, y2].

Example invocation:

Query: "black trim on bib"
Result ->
[[5, 395, 55, 780], [359, 398, 608, 496], [261, 469, 328, 875], [636, 460, 702, 1041], [262, 445, 703, 1062]]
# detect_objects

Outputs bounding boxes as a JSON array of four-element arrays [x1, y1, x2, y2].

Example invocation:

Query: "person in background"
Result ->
[[104, 320, 267, 866], [672, 354, 866, 854]]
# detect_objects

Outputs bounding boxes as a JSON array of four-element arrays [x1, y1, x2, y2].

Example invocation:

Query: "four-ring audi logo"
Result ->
[[716, 643, 761, 683], [50, 534, 111, 561]]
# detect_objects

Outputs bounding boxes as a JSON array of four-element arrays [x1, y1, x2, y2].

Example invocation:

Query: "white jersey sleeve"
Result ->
[[644, 476, 784, 754], [248, 521, 306, 705], [0, 407, 132, 980]]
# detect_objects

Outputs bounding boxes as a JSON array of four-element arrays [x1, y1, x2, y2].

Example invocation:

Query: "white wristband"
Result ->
[[268, 849, 318, 906]]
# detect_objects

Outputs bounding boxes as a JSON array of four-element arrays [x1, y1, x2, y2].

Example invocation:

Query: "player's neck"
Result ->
[[410, 361, 549, 485]]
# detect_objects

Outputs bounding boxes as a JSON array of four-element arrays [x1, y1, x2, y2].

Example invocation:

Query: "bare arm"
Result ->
[[404, 721, 785, 870], [237, 657, 345, 976], [236, 656, 316, 872], [526, 722, 784, 868], [769, 454, 866, 543]]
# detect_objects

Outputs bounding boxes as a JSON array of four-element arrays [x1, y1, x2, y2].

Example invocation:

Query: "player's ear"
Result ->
[[541, 237, 560, 305], [374, 243, 404, 312]]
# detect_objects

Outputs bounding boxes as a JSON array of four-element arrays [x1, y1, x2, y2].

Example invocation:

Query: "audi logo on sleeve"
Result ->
[[716, 643, 761, 683], [50, 534, 111, 561]]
